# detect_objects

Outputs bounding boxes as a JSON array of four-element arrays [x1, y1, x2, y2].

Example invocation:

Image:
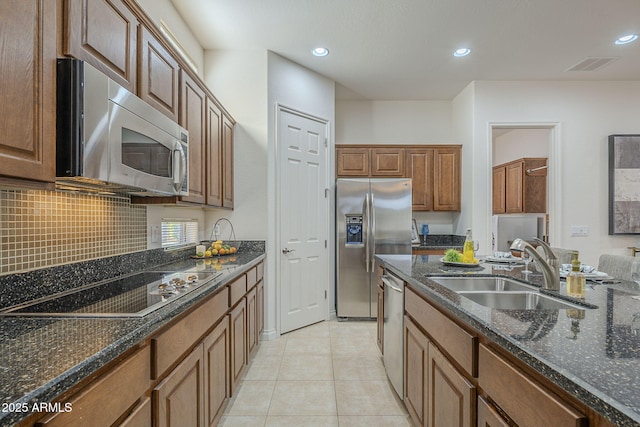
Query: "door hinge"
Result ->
[[325, 188, 329, 198], [325, 240, 327, 248], [325, 290, 327, 299], [324, 138, 328, 147]]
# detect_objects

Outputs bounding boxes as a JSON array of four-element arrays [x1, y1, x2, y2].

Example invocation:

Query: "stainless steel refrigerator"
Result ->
[[336, 178, 412, 318]]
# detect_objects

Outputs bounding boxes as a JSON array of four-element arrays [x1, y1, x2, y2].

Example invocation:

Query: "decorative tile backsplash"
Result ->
[[0, 190, 146, 274]]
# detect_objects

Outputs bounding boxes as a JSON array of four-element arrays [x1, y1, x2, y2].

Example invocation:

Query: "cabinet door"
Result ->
[[203, 318, 230, 427], [119, 397, 151, 427], [405, 149, 434, 211], [154, 344, 205, 427], [478, 396, 510, 427], [404, 316, 430, 427], [222, 114, 235, 209], [206, 98, 223, 206], [229, 299, 247, 394], [428, 342, 476, 427], [433, 148, 461, 211], [371, 148, 404, 176], [336, 147, 370, 176], [180, 71, 207, 204], [139, 25, 180, 121], [492, 166, 506, 214], [0, 0, 56, 185], [505, 161, 524, 213], [257, 280, 264, 335], [64, 0, 137, 92], [247, 287, 258, 358]]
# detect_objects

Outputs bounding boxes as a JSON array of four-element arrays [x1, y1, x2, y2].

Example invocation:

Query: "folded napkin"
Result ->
[[560, 264, 595, 273], [493, 251, 514, 259]]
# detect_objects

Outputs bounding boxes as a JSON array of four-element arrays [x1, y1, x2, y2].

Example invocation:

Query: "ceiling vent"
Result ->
[[566, 57, 618, 72]]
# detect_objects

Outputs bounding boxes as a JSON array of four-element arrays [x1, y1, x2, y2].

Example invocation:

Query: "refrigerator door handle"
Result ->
[[370, 193, 376, 267], [363, 193, 371, 272]]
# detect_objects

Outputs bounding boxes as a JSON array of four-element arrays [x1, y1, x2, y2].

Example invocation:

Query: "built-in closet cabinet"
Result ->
[[492, 157, 547, 214]]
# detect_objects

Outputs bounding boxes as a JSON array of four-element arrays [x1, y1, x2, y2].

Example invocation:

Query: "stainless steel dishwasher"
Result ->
[[382, 271, 404, 399]]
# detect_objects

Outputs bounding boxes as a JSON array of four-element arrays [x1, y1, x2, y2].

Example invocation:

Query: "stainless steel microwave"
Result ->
[[56, 58, 189, 196]]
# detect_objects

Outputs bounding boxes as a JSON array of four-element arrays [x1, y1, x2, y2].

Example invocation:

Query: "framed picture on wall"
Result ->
[[609, 134, 640, 234]]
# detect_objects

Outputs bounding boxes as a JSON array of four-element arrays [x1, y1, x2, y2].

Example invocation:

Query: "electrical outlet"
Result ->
[[151, 225, 160, 243], [570, 226, 589, 237]]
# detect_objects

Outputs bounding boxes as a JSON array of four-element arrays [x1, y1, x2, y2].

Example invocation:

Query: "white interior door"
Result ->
[[278, 107, 329, 334]]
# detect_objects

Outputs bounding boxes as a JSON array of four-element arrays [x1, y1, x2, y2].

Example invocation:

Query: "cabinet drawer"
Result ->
[[152, 287, 229, 379], [478, 344, 586, 427], [246, 266, 258, 290], [229, 274, 248, 307], [37, 346, 150, 427], [405, 286, 477, 377], [257, 261, 264, 281]]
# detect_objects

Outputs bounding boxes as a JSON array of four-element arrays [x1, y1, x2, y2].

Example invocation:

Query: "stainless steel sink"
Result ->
[[457, 291, 588, 310], [429, 276, 536, 292]]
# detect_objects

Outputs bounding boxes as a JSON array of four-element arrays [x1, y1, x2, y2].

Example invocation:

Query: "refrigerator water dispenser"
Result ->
[[345, 215, 363, 245]]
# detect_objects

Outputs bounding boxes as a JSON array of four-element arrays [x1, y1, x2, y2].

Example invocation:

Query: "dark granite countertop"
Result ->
[[377, 254, 640, 426], [0, 247, 265, 427]]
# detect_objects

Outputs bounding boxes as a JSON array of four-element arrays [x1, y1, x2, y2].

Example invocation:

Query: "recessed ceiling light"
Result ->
[[312, 47, 329, 57], [615, 34, 638, 45], [453, 48, 471, 57]]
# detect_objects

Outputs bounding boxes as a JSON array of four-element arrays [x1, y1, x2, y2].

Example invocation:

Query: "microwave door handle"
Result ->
[[172, 143, 187, 193]]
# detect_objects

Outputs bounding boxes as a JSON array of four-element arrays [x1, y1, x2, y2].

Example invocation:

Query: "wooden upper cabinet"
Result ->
[[336, 146, 370, 176], [405, 149, 434, 211], [493, 158, 547, 214], [371, 147, 404, 176], [222, 114, 235, 209], [492, 166, 506, 214], [139, 24, 180, 121], [64, 0, 138, 92], [179, 71, 207, 204], [0, 0, 56, 187], [433, 147, 461, 211], [206, 98, 223, 207]]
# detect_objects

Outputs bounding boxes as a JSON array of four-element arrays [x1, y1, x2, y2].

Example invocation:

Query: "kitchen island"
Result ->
[[377, 254, 640, 426], [0, 248, 265, 426]]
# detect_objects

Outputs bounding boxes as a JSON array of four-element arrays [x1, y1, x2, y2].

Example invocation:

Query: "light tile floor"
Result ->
[[220, 320, 412, 426]]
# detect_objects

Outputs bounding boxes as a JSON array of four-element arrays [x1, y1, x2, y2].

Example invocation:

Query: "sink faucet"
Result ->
[[510, 238, 560, 291]]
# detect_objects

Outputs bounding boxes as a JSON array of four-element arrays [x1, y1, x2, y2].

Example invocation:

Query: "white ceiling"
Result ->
[[170, 0, 640, 100]]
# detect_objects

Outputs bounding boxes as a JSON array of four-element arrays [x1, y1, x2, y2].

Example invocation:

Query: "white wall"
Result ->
[[467, 80, 640, 266], [452, 82, 476, 237], [493, 128, 549, 165]]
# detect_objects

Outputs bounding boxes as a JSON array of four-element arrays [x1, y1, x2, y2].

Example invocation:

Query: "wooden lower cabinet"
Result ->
[[230, 299, 248, 394], [404, 315, 430, 427], [428, 342, 475, 427], [36, 346, 151, 427], [257, 280, 265, 336], [154, 343, 205, 427], [203, 318, 231, 427], [478, 344, 586, 427], [247, 286, 259, 358], [477, 396, 510, 427]]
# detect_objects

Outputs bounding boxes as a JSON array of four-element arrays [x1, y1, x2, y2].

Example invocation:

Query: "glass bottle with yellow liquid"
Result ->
[[462, 228, 476, 264], [566, 252, 586, 299]]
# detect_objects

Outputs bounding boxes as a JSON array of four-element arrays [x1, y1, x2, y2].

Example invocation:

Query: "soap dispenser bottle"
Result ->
[[462, 228, 475, 263], [566, 252, 586, 299]]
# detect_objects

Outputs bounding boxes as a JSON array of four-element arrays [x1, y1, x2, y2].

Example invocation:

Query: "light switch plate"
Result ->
[[570, 226, 589, 237]]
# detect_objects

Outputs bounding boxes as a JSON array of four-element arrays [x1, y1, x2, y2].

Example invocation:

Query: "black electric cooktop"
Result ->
[[0, 271, 220, 318]]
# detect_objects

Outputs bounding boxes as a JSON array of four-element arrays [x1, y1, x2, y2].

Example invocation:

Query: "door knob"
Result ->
[[282, 248, 295, 254]]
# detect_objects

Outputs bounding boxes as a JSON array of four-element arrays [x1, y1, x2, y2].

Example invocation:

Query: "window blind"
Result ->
[[161, 219, 199, 248]]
